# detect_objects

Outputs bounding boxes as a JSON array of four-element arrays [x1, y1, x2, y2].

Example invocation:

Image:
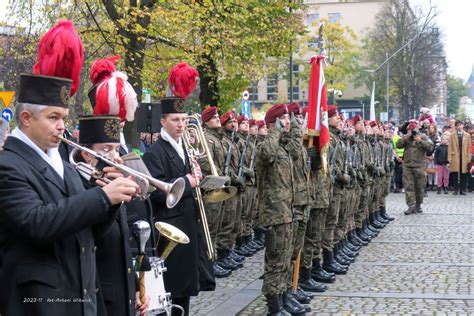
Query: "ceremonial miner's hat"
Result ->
[[18, 20, 84, 107], [90, 56, 138, 122], [161, 62, 199, 114], [78, 115, 121, 145]]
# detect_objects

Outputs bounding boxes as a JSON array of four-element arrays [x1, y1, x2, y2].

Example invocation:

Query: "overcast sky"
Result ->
[[0, 0, 472, 81]]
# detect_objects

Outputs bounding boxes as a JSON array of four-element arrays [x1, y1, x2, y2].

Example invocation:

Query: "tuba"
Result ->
[[60, 136, 185, 208]]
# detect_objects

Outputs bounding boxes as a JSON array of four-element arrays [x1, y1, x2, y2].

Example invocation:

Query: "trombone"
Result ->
[[59, 136, 185, 209]]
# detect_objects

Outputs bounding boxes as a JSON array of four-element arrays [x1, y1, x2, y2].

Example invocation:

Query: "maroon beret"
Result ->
[[301, 106, 308, 117], [352, 114, 362, 125], [287, 102, 301, 115], [369, 120, 377, 127], [257, 120, 266, 129], [265, 103, 288, 124], [328, 105, 338, 118], [237, 114, 249, 124], [202, 106, 218, 123], [249, 118, 257, 127], [220, 111, 236, 125]]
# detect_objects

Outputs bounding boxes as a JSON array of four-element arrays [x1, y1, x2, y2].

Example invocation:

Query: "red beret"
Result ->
[[257, 120, 266, 129], [339, 113, 345, 121], [287, 102, 301, 115], [237, 114, 249, 124], [352, 114, 362, 125], [220, 111, 236, 125], [301, 106, 308, 117], [202, 106, 218, 123], [249, 118, 257, 127], [328, 105, 338, 118], [265, 104, 288, 124], [369, 121, 377, 127]]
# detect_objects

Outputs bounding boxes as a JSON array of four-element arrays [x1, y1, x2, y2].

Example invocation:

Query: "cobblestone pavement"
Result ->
[[189, 192, 474, 315]]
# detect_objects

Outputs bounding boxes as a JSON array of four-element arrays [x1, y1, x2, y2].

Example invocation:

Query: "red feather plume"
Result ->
[[90, 55, 120, 85], [168, 62, 199, 99], [33, 20, 84, 96]]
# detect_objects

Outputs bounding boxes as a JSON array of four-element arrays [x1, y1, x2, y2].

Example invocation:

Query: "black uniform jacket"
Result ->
[[0, 137, 116, 316], [142, 136, 215, 298], [80, 179, 137, 316]]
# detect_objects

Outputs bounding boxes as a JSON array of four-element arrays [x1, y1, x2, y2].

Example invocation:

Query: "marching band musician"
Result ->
[[199, 106, 233, 278], [74, 115, 150, 316], [142, 96, 215, 316], [0, 21, 139, 316]]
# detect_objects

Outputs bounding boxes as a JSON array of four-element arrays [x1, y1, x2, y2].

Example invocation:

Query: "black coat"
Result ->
[[0, 137, 116, 316], [142, 137, 215, 299]]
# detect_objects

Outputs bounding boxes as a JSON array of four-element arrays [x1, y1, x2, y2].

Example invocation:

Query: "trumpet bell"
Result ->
[[205, 186, 238, 203], [155, 221, 190, 261], [165, 178, 186, 209]]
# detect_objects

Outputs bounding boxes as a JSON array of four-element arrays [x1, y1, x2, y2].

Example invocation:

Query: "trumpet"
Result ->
[[59, 136, 185, 209]]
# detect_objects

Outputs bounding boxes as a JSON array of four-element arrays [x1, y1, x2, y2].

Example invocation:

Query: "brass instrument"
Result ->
[[155, 221, 190, 260], [184, 114, 237, 203], [59, 136, 185, 209], [182, 114, 237, 260]]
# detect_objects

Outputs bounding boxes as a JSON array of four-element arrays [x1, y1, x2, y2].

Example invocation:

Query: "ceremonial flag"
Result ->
[[307, 55, 329, 152], [369, 81, 376, 121]]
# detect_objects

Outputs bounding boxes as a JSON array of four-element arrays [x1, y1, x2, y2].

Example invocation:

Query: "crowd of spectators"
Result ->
[[392, 109, 474, 196]]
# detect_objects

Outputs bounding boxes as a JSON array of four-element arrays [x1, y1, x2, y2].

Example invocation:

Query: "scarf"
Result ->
[[160, 128, 186, 164]]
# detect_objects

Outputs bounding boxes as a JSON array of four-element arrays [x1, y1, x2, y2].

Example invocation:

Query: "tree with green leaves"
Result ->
[[447, 75, 465, 116]]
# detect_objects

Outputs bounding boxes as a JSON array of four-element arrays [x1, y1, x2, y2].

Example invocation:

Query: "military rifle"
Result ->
[[237, 134, 250, 180], [224, 129, 235, 178]]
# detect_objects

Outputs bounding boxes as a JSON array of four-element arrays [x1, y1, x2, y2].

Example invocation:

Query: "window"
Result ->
[[267, 74, 278, 101], [308, 36, 319, 49], [288, 64, 300, 101], [328, 12, 341, 23], [246, 81, 258, 102], [306, 13, 320, 25]]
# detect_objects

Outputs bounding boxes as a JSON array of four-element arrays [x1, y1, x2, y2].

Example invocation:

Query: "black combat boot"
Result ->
[[286, 290, 311, 312], [298, 267, 326, 293], [246, 235, 262, 252], [404, 206, 416, 215], [365, 218, 380, 234], [234, 237, 253, 257], [226, 251, 243, 268], [228, 249, 245, 263], [334, 243, 354, 264], [216, 249, 239, 271], [415, 203, 423, 213], [282, 292, 306, 315], [213, 262, 232, 278], [311, 258, 336, 283], [375, 210, 389, 224], [322, 249, 347, 275], [370, 212, 385, 229], [380, 207, 395, 221], [266, 295, 288, 316], [290, 287, 311, 304], [356, 227, 372, 243], [350, 230, 368, 246], [343, 239, 360, 253]]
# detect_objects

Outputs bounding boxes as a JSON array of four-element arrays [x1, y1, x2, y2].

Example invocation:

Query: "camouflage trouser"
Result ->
[[379, 175, 391, 209], [335, 187, 352, 244], [231, 192, 243, 244], [302, 208, 327, 269], [262, 222, 293, 296], [322, 187, 343, 250], [286, 209, 308, 289], [204, 199, 223, 249], [403, 166, 426, 207], [252, 192, 260, 229], [348, 185, 361, 232], [356, 185, 370, 228], [216, 193, 239, 250], [241, 186, 257, 237], [369, 179, 382, 213]]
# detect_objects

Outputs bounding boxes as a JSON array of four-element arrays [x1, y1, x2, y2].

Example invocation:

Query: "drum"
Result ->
[[142, 256, 171, 315]]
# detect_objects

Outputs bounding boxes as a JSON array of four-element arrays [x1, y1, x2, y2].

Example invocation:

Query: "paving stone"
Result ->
[[189, 193, 474, 315]]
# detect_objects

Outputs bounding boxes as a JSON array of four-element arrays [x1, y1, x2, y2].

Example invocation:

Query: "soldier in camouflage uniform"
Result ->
[[252, 120, 268, 247], [300, 108, 337, 285], [215, 111, 244, 271], [396, 121, 433, 215], [200, 106, 232, 278], [379, 126, 395, 221], [234, 115, 259, 256], [321, 105, 350, 275], [256, 104, 302, 315]]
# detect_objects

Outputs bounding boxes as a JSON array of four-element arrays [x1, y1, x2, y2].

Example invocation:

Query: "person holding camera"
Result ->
[[396, 121, 433, 215]]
